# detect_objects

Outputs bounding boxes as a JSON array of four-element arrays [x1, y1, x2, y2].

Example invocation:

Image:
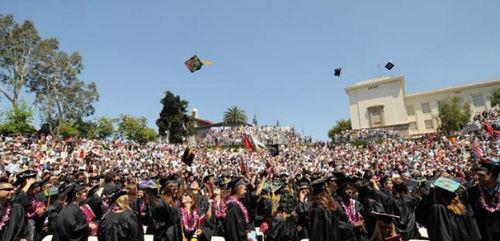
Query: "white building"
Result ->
[[345, 76, 500, 135]]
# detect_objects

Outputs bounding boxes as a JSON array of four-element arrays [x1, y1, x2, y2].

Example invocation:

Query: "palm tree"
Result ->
[[223, 106, 248, 125]]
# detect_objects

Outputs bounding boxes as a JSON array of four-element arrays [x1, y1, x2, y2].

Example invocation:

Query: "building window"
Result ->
[[409, 122, 417, 130], [406, 105, 415, 116], [437, 100, 443, 109], [421, 103, 431, 114], [425, 120, 434, 129], [368, 106, 384, 128], [472, 95, 484, 107]]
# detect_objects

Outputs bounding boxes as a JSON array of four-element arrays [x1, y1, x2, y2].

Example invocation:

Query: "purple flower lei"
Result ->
[[341, 199, 360, 224], [180, 207, 200, 233], [212, 200, 226, 219], [0, 204, 11, 231], [479, 187, 500, 213], [226, 196, 249, 224]]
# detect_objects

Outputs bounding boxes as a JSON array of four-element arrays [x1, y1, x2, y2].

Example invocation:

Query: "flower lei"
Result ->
[[226, 196, 249, 224], [212, 200, 226, 219], [27, 199, 46, 219], [180, 207, 200, 233], [139, 201, 146, 218], [479, 185, 500, 213], [0, 204, 11, 231], [341, 198, 360, 224]]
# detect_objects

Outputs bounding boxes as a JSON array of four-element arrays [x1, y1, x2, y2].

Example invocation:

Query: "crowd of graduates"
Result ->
[[0, 111, 498, 241]]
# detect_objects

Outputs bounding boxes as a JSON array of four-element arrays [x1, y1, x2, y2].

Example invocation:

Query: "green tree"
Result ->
[[252, 114, 258, 126], [328, 119, 352, 140], [0, 101, 36, 135], [0, 15, 41, 108], [438, 96, 471, 134], [73, 118, 97, 139], [223, 106, 248, 125], [28, 38, 99, 135], [490, 88, 500, 107], [56, 121, 79, 139], [117, 114, 157, 144], [156, 91, 189, 143], [96, 117, 114, 139]]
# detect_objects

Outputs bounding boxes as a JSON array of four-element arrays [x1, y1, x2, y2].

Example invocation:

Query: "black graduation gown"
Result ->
[[223, 202, 248, 241], [98, 209, 144, 241], [255, 197, 273, 227], [386, 194, 420, 240], [427, 204, 481, 241], [359, 198, 384, 238], [337, 199, 369, 241], [296, 200, 310, 239], [467, 185, 500, 241], [87, 194, 106, 221], [148, 200, 182, 241], [0, 203, 29, 241], [308, 205, 340, 241], [266, 215, 299, 241], [52, 203, 90, 241]]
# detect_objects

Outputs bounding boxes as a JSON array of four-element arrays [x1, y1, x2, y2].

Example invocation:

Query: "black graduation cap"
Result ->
[[203, 174, 215, 183], [228, 177, 245, 191], [334, 68, 342, 77], [478, 158, 500, 172], [370, 211, 399, 224], [297, 177, 310, 189], [279, 173, 289, 180], [217, 178, 232, 190], [89, 175, 101, 181], [385, 61, 395, 70], [62, 184, 84, 200], [15, 170, 38, 185], [182, 147, 195, 166], [160, 174, 179, 188], [311, 178, 327, 195], [109, 189, 128, 205], [269, 144, 279, 157], [185, 55, 204, 73], [16, 169, 37, 180], [326, 172, 347, 183]]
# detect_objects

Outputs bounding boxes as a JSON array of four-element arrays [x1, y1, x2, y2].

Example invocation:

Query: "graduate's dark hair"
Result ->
[[104, 172, 114, 183], [312, 189, 337, 212], [143, 188, 160, 207]]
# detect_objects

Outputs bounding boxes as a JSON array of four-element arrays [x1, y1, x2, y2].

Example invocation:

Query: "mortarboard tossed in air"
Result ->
[[434, 177, 460, 193], [269, 144, 279, 157], [334, 68, 342, 77], [184, 55, 213, 73], [385, 61, 395, 70], [181, 147, 195, 166]]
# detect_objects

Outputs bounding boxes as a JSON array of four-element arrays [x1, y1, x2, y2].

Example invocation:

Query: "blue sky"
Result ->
[[1, 1, 500, 140]]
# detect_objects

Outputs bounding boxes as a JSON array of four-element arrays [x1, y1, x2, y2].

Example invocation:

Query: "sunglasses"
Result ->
[[0, 188, 14, 191]]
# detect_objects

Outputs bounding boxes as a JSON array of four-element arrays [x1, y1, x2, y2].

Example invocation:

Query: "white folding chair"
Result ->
[[211, 236, 226, 241], [144, 234, 154, 241], [41, 235, 53, 241]]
